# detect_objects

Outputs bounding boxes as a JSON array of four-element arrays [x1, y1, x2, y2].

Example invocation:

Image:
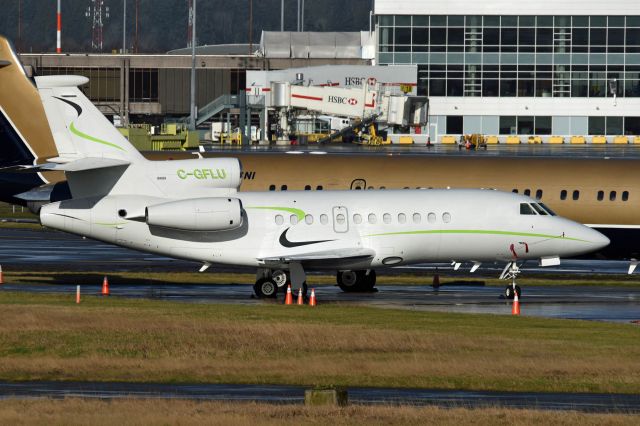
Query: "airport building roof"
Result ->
[[259, 31, 375, 60], [374, 0, 640, 16]]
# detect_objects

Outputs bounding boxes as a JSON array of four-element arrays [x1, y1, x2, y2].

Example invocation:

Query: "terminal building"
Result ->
[[374, 0, 640, 143]]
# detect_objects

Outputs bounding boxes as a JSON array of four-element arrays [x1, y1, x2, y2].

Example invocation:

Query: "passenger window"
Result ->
[[560, 190, 567, 200], [520, 203, 536, 215], [281, 185, 288, 191], [573, 190, 579, 200], [539, 203, 557, 216], [305, 214, 313, 225], [398, 213, 406, 224], [290, 215, 298, 225], [610, 191, 617, 201], [368, 213, 377, 224], [383, 213, 391, 224], [428, 212, 436, 223], [275, 215, 284, 225], [442, 212, 451, 223], [304, 185, 311, 191], [524, 189, 531, 196], [269, 185, 276, 191], [597, 190, 604, 201], [320, 214, 328, 225], [336, 214, 346, 225], [535, 189, 543, 200], [316, 185, 323, 190], [413, 213, 421, 223], [623, 191, 629, 202], [353, 214, 362, 224], [531, 204, 548, 215]]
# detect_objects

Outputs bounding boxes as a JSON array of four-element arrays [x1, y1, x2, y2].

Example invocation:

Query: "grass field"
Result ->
[[0, 399, 637, 426], [0, 291, 639, 393], [0, 202, 34, 219]]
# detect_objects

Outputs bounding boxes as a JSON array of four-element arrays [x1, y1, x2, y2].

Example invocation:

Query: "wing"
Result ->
[[258, 247, 375, 269]]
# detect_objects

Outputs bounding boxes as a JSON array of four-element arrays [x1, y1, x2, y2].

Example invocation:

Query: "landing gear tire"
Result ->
[[254, 278, 278, 298], [364, 270, 377, 291], [272, 270, 289, 288], [337, 270, 361, 292], [337, 270, 376, 292], [504, 285, 521, 300]]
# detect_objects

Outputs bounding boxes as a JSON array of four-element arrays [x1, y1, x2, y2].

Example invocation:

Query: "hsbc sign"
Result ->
[[327, 95, 358, 105]]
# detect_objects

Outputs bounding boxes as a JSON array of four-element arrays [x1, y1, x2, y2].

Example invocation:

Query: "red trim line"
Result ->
[[291, 94, 323, 102]]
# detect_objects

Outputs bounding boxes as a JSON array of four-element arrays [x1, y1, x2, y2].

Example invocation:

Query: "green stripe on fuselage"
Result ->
[[246, 206, 306, 221], [364, 229, 588, 242]]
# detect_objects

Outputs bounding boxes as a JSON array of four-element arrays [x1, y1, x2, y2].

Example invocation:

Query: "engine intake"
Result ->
[[145, 197, 243, 231]]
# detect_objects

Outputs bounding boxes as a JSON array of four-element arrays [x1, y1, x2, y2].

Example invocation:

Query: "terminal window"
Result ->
[[380, 15, 640, 99]]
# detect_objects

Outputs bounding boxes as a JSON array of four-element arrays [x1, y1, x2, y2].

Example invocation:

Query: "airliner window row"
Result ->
[[513, 188, 629, 202], [274, 212, 452, 226], [269, 185, 324, 191]]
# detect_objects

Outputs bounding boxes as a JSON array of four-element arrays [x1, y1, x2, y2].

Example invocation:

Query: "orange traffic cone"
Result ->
[[0, 264, 4, 285], [297, 288, 304, 305], [284, 284, 293, 305], [309, 288, 317, 307], [101, 276, 110, 296], [76, 285, 81, 304], [512, 291, 520, 316], [432, 274, 440, 288]]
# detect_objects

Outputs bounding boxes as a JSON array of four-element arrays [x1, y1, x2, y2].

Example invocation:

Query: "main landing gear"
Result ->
[[500, 261, 522, 299], [254, 269, 307, 299], [337, 270, 377, 292]]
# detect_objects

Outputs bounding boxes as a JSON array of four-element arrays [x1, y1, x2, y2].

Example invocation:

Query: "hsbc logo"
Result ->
[[328, 95, 358, 105]]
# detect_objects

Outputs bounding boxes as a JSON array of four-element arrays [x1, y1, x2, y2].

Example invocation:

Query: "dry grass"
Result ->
[[0, 399, 638, 426], [0, 292, 639, 393]]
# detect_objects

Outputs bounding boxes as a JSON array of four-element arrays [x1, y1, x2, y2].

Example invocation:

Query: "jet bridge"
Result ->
[[269, 80, 427, 144]]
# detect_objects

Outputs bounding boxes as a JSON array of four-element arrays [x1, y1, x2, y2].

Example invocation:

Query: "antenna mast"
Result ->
[[86, 1, 110, 51]]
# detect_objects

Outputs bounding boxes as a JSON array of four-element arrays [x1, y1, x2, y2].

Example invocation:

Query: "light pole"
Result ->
[[189, 0, 197, 130], [123, 0, 127, 53]]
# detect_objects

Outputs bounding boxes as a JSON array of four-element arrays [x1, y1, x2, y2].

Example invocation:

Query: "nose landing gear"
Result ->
[[500, 261, 522, 299]]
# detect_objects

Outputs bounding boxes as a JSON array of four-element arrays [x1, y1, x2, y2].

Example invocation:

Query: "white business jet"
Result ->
[[29, 76, 608, 298]]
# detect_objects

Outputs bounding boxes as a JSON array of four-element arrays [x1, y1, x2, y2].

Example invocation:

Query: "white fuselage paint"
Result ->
[[40, 189, 609, 270]]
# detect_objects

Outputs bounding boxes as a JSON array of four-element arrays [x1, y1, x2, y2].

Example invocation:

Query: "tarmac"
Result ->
[[0, 381, 638, 413], [1, 228, 640, 323], [202, 142, 640, 159]]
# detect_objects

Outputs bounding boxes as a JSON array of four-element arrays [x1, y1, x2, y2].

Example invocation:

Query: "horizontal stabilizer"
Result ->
[[0, 157, 130, 173]]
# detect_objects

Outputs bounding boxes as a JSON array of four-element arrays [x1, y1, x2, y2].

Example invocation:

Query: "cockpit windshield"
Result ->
[[520, 203, 536, 215], [531, 203, 548, 215], [538, 203, 557, 216]]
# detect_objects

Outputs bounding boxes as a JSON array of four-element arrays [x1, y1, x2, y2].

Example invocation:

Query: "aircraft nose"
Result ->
[[588, 228, 610, 250]]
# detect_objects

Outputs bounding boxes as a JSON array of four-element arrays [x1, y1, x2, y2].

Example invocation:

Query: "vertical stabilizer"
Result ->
[[0, 37, 62, 204], [0, 37, 59, 168], [36, 75, 144, 163]]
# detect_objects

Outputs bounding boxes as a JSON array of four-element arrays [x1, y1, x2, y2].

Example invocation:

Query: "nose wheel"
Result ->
[[500, 261, 523, 299]]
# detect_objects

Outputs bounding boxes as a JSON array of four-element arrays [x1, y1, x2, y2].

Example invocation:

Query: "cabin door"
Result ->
[[332, 206, 349, 233]]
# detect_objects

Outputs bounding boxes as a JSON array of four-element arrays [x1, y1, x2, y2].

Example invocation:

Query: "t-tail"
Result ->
[[33, 73, 241, 202], [0, 36, 64, 206]]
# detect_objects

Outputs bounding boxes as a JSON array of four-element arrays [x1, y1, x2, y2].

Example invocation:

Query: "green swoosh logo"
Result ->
[[70, 122, 126, 152]]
